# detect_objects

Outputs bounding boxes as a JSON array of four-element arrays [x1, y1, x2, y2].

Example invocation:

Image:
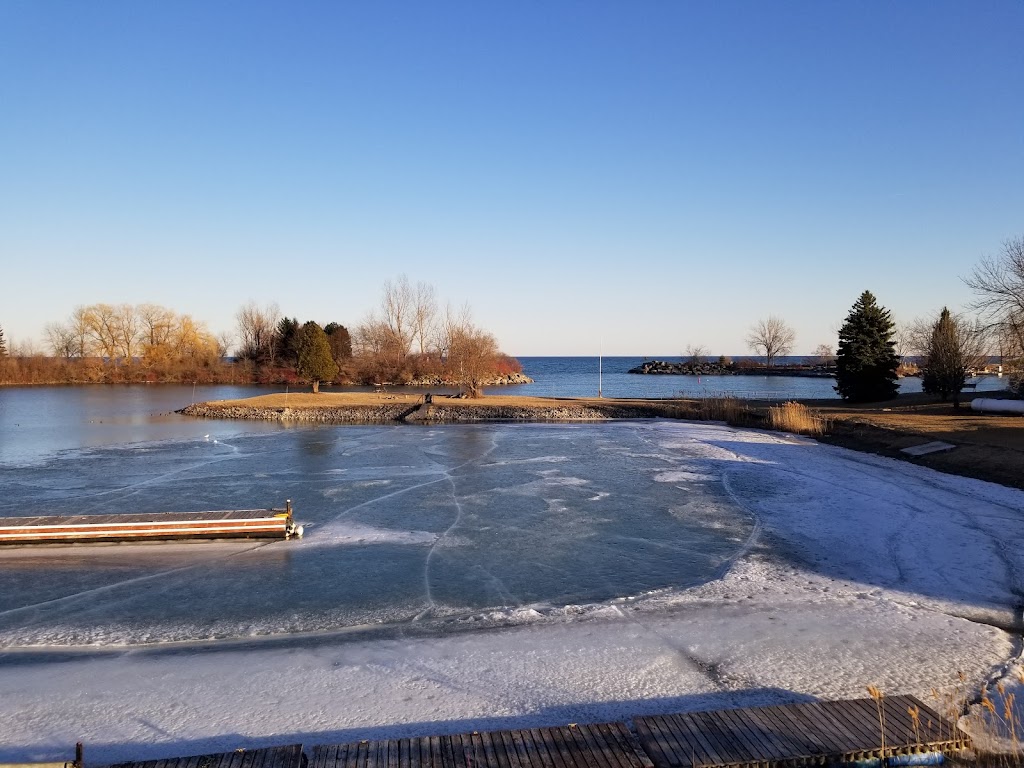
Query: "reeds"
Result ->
[[767, 401, 829, 436]]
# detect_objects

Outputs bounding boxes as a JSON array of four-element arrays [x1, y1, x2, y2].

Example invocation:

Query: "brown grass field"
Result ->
[[204, 390, 1023, 490]]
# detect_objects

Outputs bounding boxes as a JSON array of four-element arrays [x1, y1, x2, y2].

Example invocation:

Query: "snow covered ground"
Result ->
[[2, 421, 1022, 764]]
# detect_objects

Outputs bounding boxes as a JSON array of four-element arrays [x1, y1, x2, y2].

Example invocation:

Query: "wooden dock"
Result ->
[[81, 695, 971, 768], [108, 744, 305, 768], [312, 722, 654, 768], [634, 695, 967, 768], [0, 501, 302, 545]]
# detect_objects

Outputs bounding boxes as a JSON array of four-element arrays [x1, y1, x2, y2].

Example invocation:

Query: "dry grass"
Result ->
[[691, 396, 754, 425], [869, 675, 1024, 767], [768, 401, 829, 436]]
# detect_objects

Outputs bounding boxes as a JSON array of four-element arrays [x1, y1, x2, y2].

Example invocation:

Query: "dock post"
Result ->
[[74, 742, 83, 768], [286, 499, 292, 516]]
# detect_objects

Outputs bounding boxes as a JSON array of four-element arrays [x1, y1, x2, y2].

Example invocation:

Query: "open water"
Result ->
[[506, 356, 1010, 400]]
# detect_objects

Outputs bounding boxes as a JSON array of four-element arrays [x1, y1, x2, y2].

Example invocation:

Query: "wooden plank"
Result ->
[[535, 728, 572, 768], [882, 696, 931, 746], [607, 721, 655, 768], [786, 702, 859, 757], [833, 699, 890, 750], [427, 736, 443, 768], [734, 707, 794, 764], [631, 718, 676, 768], [686, 712, 741, 766], [744, 705, 816, 761], [480, 731, 503, 768], [696, 709, 757, 766], [672, 713, 726, 767], [494, 730, 522, 768], [565, 725, 610, 768], [580, 723, 623, 768], [716, 708, 778, 765], [506, 730, 535, 768], [765, 704, 830, 758]]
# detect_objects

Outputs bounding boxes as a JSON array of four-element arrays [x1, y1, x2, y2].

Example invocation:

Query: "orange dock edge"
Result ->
[[0, 500, 302, 545]]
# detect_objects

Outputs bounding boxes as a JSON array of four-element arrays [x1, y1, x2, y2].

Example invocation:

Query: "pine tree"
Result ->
[[296, 321, 338, 393], [834, 291, 900, 402], [0, 325, 6, 357], [323, 323, 353, 362], [275, 317, 300, 368], [921, 307, 987, 408]]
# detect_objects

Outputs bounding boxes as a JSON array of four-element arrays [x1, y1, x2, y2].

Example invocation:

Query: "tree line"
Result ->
[[0, 277, 521, 395], [233, 277, 519, 396], [680, 236, 1024, 402], [3, 238, 1023, 400]]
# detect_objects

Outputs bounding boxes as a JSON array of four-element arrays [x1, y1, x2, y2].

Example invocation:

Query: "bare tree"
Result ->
[[235, 301, 281, 363], [685, 344, 708, 365], [964, 236, 1024, 365], [745, 316, 796, 367], [447, 314, 499, 398], [813, 343, 834, 366], [216, 331, 235, 359], [45, 322, 79, 359], [381, 275, 414, 360], [138, 303, 176, 349], [436, 302, 473, 361], [412, 280, 438, 355], [891, 323, 912, 366]]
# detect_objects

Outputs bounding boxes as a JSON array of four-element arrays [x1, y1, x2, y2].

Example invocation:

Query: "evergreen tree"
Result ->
[[921, 308, 987, 408], [296, 321, 338, 393], [275, 317, 300, 368], [0, 325, 6, 357], [834, 291, 900, 402], [324, 322, 353, 362]]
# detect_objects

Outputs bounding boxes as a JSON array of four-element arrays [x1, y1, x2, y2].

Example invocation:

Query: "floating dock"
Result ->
[[105, 695, 967, 768], [0, 501, 302, 545]]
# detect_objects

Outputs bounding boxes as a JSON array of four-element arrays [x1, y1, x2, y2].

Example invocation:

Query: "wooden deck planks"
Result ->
[[110, 745, 304, 768], [634, 695, 968, 768], [312, 723, 651, 768], [128, 696, 966, 768]]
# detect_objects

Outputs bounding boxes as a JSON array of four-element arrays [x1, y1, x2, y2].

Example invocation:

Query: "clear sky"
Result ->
[[1, 1, 1022, 356]]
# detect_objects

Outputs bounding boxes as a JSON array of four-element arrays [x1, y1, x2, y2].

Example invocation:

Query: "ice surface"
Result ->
[[1, 421, 1023, 764]]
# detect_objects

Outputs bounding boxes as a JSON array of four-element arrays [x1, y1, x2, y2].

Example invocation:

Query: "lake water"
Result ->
[[505, 356, 1010, 400]]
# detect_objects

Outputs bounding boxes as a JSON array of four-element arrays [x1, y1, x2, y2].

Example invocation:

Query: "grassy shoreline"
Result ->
[[180, 391, 1024, 490]]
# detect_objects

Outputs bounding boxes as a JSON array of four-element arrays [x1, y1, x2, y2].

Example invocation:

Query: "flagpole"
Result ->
[[598, 339, 603, 398]]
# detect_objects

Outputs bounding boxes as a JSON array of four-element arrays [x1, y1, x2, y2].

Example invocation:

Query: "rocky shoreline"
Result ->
[[406, 372, 534, 387], [178, 400, 674, 424], [629, 359, 834, 377]]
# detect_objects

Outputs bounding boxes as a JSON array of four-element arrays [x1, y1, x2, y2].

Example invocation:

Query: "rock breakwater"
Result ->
[[629, 360, 834, 377], [179, 400, 678, 424]]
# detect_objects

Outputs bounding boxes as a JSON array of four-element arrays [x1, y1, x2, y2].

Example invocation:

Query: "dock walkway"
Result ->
[[0, 503, 300, 545], [103, 695, 967, 768]]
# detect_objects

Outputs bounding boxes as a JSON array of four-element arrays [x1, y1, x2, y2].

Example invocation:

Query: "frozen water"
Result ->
[[0, 422, 756, 647], [2, 418, 1024, 765]]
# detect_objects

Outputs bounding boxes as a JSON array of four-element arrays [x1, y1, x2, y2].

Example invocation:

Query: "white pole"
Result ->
[[598, 339, 603, 398]]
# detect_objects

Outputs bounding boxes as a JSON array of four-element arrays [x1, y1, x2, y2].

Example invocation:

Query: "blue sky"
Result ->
[[2, 1, 1022, 356]]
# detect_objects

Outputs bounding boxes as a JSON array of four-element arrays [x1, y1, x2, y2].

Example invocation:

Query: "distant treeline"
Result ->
[[0, 278, 523, 394]]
